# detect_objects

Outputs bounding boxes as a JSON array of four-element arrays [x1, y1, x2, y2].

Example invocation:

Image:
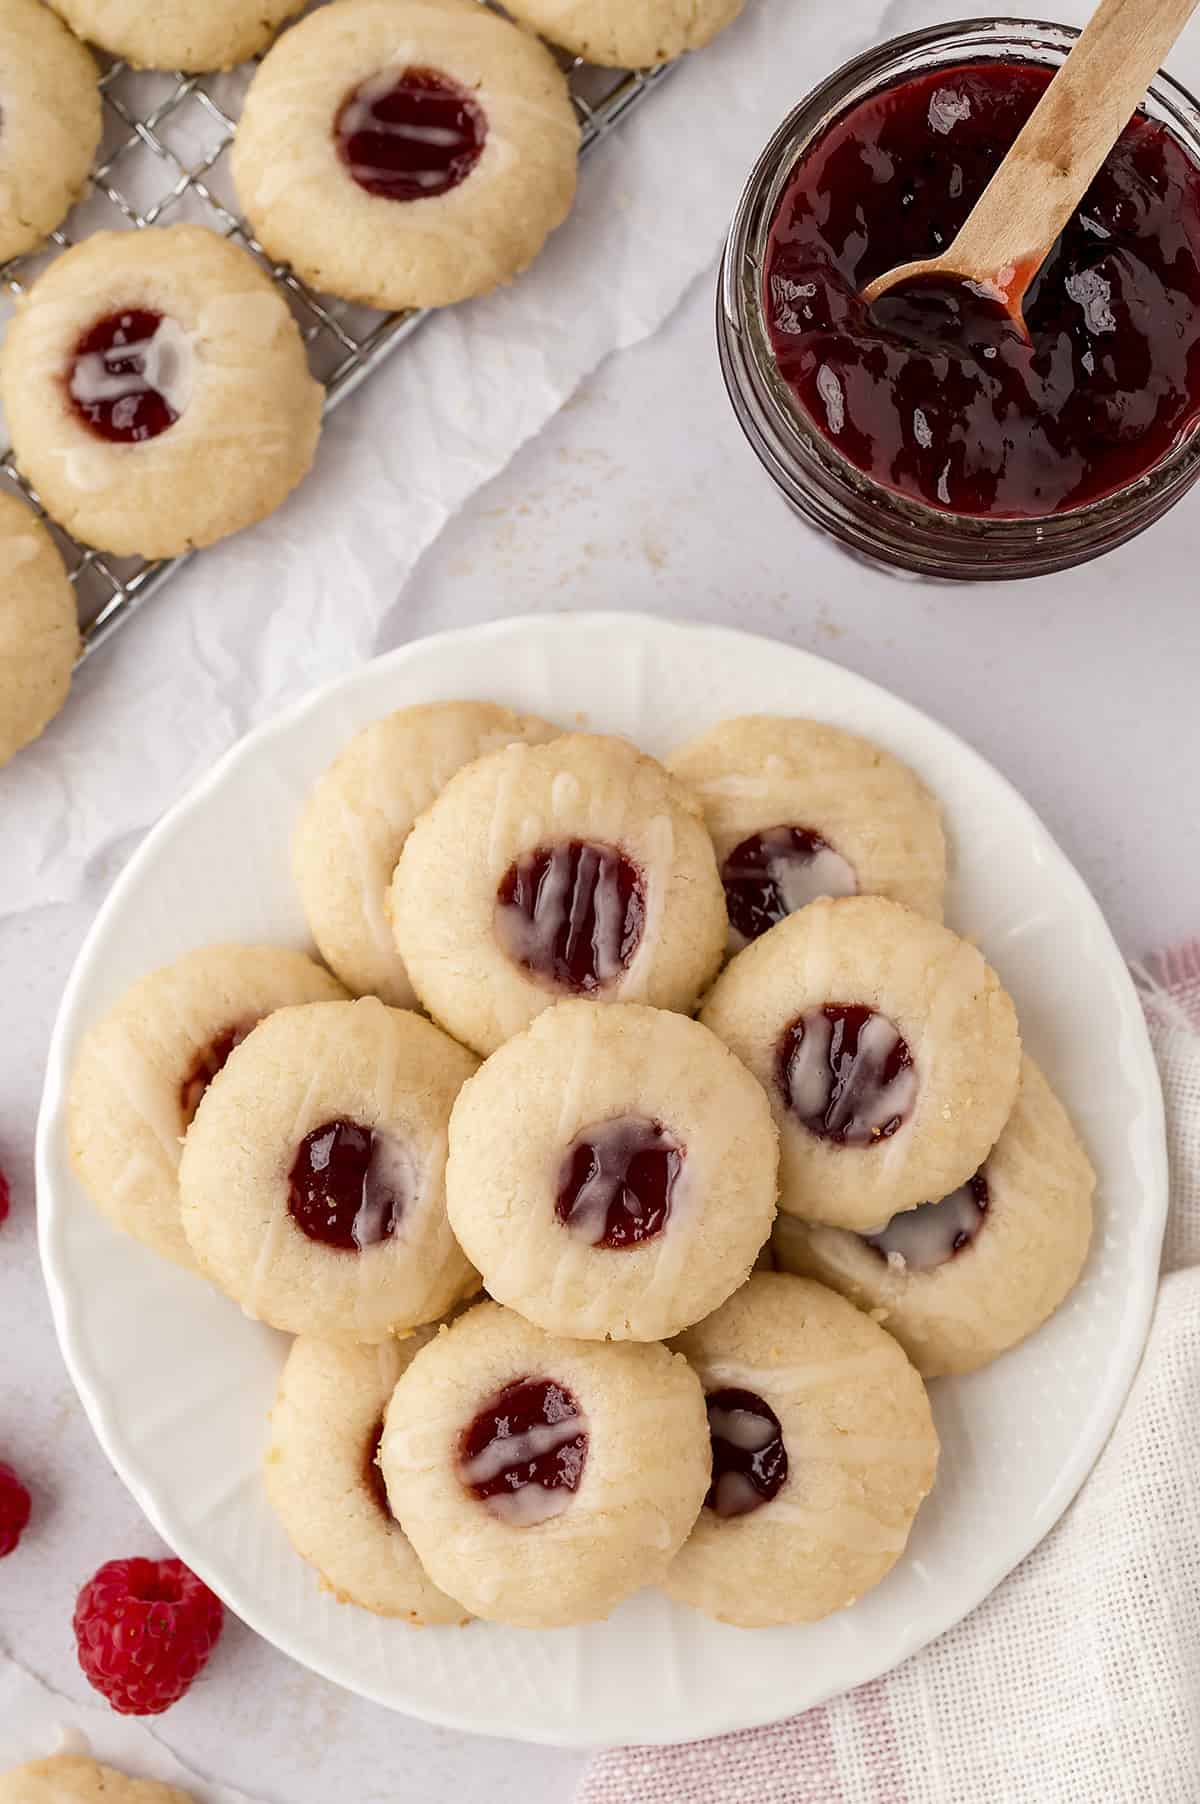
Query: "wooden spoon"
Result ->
[[862, 0, 1200, 329]]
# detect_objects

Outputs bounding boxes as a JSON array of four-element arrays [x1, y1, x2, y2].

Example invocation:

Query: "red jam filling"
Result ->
[[495, 840, 646, 992], [778, 1004, 915, 1145], [335, 66, 487, 202], [459, 1377, 588, 1526], [286, 1118, 407, 1250], [69, 310, 181, 444], [722, 826, 857, 943], [862, 1172, 989, 1269], [363, 1416, 393, 1520], [764, 63, 1200, 516], [179, 1021, 256, 1126], [705, 1387, 788, 1518], [556, 1115, 684, 1248]]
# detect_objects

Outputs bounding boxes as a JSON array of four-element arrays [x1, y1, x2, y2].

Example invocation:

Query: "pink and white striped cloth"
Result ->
[[579, 946, 1200, 1804]]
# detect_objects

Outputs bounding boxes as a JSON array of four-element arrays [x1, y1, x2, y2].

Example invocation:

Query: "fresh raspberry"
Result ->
[[0, 1463, 31, 1556], [74, 1557, 224, 1715], [0, 1165, 10, 1227]]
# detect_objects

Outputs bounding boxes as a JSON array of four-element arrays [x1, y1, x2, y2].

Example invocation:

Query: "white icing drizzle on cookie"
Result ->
[[700, 1348, 896, 1397], [482, 1482, 573, 1527], [335, 787, 397, 963], [706, 1402, 778, 1452], [495, 839, 636, 988], [711, 1470, 762, 1517], [786, 1010, 917, 1141], [556, 1112, 685, 1248], [70, 317, 194, 423], [337, 69, 472, 194], [105, 1025, 188, 1166], [2, 533, 39, 574], [772, 840, 857, 914], [460, 1415, 585, 1489], [863, 1180, 986, 1272]]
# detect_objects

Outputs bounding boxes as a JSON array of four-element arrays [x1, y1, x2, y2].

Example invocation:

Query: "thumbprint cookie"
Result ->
[[701, 895, 1021, 1230], [447, 1000, 778, 1340], [46, 0, 306, 72], [0, 495, 79, 767], [0, 225, 322, 558], [773, 1056, 1095, 1376], [67, 944, 345, 1268], [0, 0, 100, 262], [265, 1332, 467, 1622], [294, 700, 558, 1008], [232, 0, 579, 310], [391, 732, 727, 1056], [499, 0, 745, 69], [179, 998, 477, 1340], [380, 1300, 710, 1626], [668, 715, 946, 949], [664, 1272, 938, 1626]]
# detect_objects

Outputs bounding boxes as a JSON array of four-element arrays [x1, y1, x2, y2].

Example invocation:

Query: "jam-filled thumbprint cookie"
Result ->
[[447, 1000, 778, 1341], [701, 895, 1021, 1230], [294, 700, 559, 1008], [663, 1272, 938, 1627], [668, 715, 946, 949], [773, 1056, 1095, 1377], [231, 0, 580, 312], [0, 226, 323, 559], [265, 1333, 467, 1623], [391, 732, 727, 1056], [0, 0, 101, 263], [379, 1301, 710, 1627], [0, 495, 79, 768], [46, 0, 306, 72], [498, 0, 745, 69], [179, 998, 477, 1341], [67, 944, 345, 1268]]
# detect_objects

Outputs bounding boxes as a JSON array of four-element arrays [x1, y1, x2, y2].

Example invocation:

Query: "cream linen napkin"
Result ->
[[579, 945, 1200, 1804]]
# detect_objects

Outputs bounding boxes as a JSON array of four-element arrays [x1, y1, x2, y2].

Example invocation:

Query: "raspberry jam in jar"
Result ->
[[719, 20, 1200, 578]]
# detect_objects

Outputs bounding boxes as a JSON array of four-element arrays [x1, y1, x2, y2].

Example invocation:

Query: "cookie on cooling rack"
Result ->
[[773, 1056, 1095, 1377], [0, 225, 323, 559], [667, 715, 946, 947], [497, 0, 745, 67], [179, 998, 478, 1341], [0, 495, 79, 769], [447, 1001, 778, 1341], [231, 0, 580, 311], [0, 1757, 195, 1804], [0, 0, 101, 263], [380, 1300, 710, 1627], [67, 944, 345, 1268], [701, 895, 1021, 1231], [663, 1272, 938, 1627], [265, 1332, 467, 1623], [391, 732, 727, 1056], [294, 700, 559, 1008], [46, 0, 306, 71]]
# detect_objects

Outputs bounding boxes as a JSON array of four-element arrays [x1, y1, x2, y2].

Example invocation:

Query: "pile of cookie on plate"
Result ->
[[66, 704, 1096, 1630], [1, 0, 743, 769]]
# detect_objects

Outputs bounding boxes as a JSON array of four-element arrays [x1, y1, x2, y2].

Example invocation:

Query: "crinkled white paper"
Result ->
[[2, 0, 917, 918]]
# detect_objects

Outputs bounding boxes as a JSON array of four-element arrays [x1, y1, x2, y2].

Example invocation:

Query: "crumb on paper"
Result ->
[[641, 531, 667, 571]]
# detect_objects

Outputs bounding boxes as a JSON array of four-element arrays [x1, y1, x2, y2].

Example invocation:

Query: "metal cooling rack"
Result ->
[[0, 12, 673, 658]]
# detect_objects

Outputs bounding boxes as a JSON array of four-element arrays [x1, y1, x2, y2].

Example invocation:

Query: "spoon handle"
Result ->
[[947, 0, 1200, 300]]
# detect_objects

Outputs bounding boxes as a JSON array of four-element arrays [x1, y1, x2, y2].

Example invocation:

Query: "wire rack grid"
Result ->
[[0, 12, 673, 657]]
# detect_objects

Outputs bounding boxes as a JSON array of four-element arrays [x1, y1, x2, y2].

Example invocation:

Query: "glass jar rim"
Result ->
[[718, 16, 1200, 580]]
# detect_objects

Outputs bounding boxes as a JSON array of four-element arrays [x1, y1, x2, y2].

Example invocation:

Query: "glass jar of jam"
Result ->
[[718, 18, 1200, 579]]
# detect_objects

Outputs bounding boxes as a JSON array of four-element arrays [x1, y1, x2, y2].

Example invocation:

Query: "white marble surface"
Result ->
[[5, 248, 1200, 1800]]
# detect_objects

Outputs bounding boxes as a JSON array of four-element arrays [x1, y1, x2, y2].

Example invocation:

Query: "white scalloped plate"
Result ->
[[38, 613, 1166, 1747]]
